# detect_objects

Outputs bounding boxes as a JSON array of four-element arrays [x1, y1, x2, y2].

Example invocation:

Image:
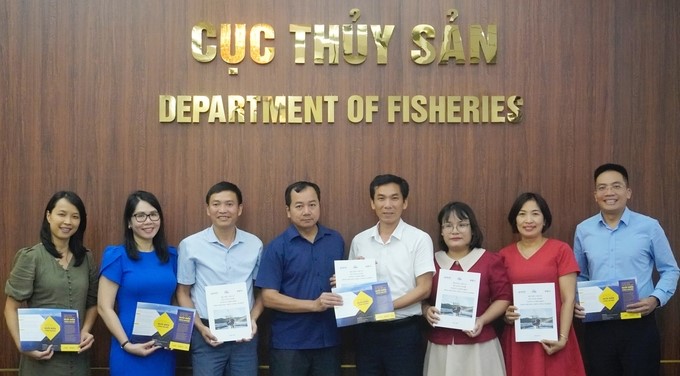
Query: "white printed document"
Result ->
[[334, 259, 377, 288], [205, 282, 252, 342], [512, 283, 557, 342], [434, 269, 480, 331]]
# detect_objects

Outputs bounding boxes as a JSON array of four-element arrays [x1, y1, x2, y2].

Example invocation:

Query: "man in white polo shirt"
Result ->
[[176, 181, 263, 376], [349, 174, 435, 376]]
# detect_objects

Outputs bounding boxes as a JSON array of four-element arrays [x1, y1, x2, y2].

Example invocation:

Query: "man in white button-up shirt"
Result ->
[[349, 174, 435, 376]]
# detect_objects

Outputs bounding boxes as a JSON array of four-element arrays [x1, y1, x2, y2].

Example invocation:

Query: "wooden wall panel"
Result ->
[[1, 0, 679, 374]]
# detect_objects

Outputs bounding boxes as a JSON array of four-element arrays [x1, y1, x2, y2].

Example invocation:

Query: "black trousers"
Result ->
[[583, 313, 660, 376], [354, 316, 425, 376]]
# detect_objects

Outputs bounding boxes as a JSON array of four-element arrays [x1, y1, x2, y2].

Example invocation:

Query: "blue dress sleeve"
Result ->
[[168, 246, 178, 277], [100, 245, 125, 285]]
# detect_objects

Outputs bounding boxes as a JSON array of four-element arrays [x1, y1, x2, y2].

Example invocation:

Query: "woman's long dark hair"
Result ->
[[40, 191, 88, 267], [123, 191, 169, 263]]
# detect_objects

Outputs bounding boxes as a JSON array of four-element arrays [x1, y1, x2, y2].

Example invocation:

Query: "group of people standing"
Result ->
[[4, 163, 679, 376]]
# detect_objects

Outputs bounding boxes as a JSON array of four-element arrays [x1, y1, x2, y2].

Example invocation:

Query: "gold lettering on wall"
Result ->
[[469, 24, 497, 64], [250, 24, 276, 64], [343, 9, 368, 65], [411, 10, 497, 65], [191, 22, 216, 62], [191, 11, 491, 67], [192, 22, 276, 71], [386, 95, 521, 124], [371, 25, 395, 65], [220, 24, 246, 64], [314, 24, 340, 64], [178, 13, 514, 125], [290, 24, 312, 64], [160, 95, 521, 124], [160, 95, 339, 124]]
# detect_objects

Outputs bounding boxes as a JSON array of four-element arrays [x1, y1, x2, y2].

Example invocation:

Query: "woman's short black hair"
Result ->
[[507, 192, 552, 234], [437, 201, 484, 251]]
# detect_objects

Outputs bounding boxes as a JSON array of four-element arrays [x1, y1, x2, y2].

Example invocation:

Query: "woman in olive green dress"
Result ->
[[4, 191, 98, 375]]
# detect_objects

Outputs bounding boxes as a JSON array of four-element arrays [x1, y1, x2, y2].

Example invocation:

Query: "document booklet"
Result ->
[[334, 259, 377, 288], [18, 308, 80, 352], [131, 302, 196, 351], [577, 278, 641, 322], [512, 283, 558, 342], [205, 282, 253, 342], [433, 269, 481, 331], [333, 281, 396, 327]]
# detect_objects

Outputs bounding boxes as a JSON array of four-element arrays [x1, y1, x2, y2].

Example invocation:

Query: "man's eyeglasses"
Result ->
[[595, 183, 627, 193]]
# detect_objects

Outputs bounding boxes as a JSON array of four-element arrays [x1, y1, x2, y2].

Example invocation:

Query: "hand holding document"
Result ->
[[433, 269, 481, 331], [577, 278, 641, 322], [205, 282, 253, 342], [334, 259, 377, 288], [333, 281, 395, 327], [332, 259, 395, 327], [131, 302, 196, 351], [512, 283, 557, 342], [18, 308, 80, 352]]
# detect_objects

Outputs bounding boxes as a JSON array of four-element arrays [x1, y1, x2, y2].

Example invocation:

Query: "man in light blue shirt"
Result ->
[[176, 181, 263, 376], [574, 163, 679, 376]]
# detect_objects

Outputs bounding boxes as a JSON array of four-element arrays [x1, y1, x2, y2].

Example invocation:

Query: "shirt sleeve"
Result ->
[[413, 232, 435, 277], [252, 241, 263, 282], [348, 237, 358, 260], [649, 222, 680, 306], [177, 239, 196, 285], [556, 241, 580, 277], [573, 225, 590, 282], [4, 248, 37, 301], [335, 235, 346, 261], [254, 240, 283, 290], [488, 254, 512, 302]]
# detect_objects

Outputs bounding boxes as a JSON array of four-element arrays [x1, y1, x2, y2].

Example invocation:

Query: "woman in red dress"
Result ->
[[499, 192, 585, 376]]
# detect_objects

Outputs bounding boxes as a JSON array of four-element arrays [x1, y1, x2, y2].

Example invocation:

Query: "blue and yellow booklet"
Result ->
[[18, 308, 81, 351], [131, 302, 196, 351], [577, 278, 641, 322], [333, 281, 396, 327]]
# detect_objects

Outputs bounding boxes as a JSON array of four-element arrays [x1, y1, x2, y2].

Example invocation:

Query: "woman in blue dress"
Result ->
[[97, 191, 178, 376]]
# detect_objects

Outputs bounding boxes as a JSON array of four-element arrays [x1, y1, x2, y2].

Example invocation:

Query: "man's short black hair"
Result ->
[[369, 174, 409, 200], [593, 163, 629, 185]]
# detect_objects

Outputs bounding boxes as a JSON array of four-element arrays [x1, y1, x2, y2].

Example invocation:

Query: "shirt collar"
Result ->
[[598, 206, 631, 229], [435, 248, 485, 272], [284, 223, 327, 242], [370, 218, 405, 244], [207, 226, 243, 248]]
